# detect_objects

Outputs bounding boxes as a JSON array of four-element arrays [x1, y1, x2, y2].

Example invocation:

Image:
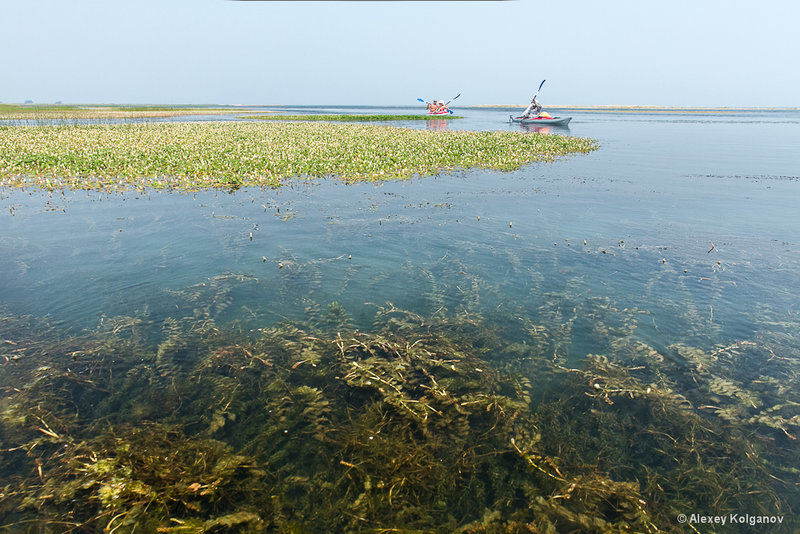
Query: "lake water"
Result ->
[[3, 107, 798, 345], [1, 107, 799, 531]]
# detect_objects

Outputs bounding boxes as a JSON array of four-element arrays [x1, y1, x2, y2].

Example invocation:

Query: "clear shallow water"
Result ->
[[2, 108, 798, 344], [1, 107, 799, 530]]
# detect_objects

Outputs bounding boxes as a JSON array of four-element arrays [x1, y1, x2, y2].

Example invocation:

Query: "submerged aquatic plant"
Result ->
[[1, 288, 797, 532]]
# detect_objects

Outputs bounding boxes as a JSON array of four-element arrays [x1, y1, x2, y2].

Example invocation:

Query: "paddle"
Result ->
[[443, 93, 460, 114], [418, 94, 459, 114], [512, 80, 546, 121], [417, 97, 439, 113], [533, 79, 546, 101]]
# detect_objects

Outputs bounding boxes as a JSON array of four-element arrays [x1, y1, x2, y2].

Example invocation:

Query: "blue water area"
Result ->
[[2, 107, 800, 529], [2, 108, 798, 352]]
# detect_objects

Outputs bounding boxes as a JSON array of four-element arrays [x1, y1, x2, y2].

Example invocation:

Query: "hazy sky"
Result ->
[[2, 0, 798, 107]]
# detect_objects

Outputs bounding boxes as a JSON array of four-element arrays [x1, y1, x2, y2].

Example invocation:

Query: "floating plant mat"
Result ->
[[0, 122, 597, 191], [1, 275, 798, 532]]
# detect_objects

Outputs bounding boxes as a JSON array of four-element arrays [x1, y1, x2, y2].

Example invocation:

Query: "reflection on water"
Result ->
[[1, 108, 799, 531], [425, 118, 450, 130], [514, 123, 569, 134]]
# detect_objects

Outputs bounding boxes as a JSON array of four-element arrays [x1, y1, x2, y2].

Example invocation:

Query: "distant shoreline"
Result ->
[[469, 105, 800, 112], [3, 103, 797, 114]]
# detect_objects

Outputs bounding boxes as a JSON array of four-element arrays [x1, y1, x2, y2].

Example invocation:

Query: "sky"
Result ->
[[2, 0, 798, 107]]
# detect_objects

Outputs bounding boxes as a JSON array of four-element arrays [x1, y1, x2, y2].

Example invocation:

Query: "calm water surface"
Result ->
[[1, 107, 799, 529], [3, 108, 798, 346]]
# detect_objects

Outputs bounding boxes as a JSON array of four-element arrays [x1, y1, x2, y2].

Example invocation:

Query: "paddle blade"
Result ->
[[417, 98, 425, 103]]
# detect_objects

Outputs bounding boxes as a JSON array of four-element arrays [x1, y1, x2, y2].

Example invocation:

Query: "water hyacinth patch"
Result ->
[[0, 122, 597, 191]]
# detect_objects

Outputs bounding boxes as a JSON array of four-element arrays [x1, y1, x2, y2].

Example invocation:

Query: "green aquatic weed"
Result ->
[[0, 122, 598, 191]]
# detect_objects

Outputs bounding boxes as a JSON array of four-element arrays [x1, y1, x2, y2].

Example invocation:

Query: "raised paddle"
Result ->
[[442, 93, 460, 114], [533, 79, 546, 101], [511, 81, 547, 122], [418, 94, 460, 105], [418, 95, 459, 114]]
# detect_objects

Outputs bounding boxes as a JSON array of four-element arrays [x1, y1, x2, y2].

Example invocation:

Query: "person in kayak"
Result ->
[[520, 97, 542, 119], [427, 99, 439, 113], [437, 99, 450, 113]]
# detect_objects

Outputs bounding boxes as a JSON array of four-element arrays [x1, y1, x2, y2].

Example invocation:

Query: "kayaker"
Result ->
[[521, 97, 542, 119], [438, 99, 450, 113], [427, 99, 439, 112]]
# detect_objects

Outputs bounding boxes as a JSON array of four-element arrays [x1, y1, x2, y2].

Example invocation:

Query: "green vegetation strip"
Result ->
[[0, 104, 244, 119], [0, 104, 85, 114], [250, 114, 463, 121], [0, 122, 597, 191]]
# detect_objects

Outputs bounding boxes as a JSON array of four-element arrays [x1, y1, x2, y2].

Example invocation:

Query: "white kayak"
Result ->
[[509, 115, 572, 126]]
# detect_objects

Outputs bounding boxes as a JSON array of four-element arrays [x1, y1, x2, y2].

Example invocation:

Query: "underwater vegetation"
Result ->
[[1, 269, 798, 533], [0, 122, 597, 191]]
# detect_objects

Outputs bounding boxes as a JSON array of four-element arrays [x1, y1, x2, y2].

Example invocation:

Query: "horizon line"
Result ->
[[3, 102, 798, 111]]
